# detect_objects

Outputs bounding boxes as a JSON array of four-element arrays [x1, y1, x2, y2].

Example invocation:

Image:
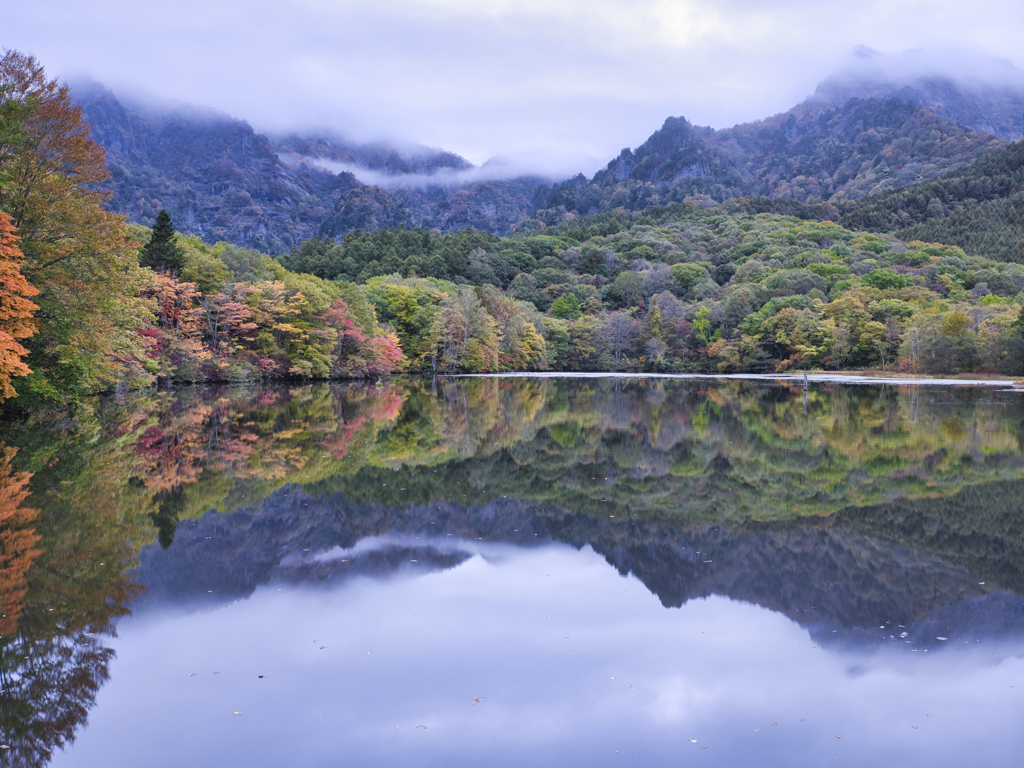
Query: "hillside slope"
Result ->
[[840, 140, 1024, 263]]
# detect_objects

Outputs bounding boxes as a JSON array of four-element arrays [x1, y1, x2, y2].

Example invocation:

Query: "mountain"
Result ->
[[74, 52, 1024, 252], [75, 80, 351, 253], [811, 47, 1024, 141], [528, 50, 1024, 225], [74, 81, 550, 252], [535, 96, 1007, 224]]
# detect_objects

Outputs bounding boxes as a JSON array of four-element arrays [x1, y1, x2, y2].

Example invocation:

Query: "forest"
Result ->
[[2, 50, 1024, 413]]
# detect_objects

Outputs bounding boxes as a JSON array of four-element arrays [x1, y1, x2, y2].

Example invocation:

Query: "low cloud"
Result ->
[[282, 153, 563, 188], [820, 46, 1024, 93], [6, 0, 1024, 176]]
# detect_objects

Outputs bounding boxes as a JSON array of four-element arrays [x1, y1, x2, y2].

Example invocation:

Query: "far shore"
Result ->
[[456, 371, 1022, 388]]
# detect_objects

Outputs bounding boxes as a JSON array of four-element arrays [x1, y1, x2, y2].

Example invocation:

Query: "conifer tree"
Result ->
[[140, 210, 185, 273]]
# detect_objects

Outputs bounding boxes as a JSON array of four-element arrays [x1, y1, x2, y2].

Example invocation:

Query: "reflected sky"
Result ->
[[53, 537, 1024, 768]]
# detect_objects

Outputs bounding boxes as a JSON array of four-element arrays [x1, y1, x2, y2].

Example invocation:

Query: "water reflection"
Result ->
[[1, 377, 1023, 765], [0, 430, 145, 767]]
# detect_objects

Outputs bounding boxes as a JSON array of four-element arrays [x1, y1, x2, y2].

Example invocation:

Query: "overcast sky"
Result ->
[[6, 0, 1024, 176]]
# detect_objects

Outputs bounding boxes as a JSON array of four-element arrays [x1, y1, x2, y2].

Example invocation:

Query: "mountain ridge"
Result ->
[[73, 53, 1024, 252]]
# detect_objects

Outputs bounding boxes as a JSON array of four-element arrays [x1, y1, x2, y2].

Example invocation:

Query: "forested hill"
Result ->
[[75, 62, 1024, 251], [839, 139, 1024, 263]]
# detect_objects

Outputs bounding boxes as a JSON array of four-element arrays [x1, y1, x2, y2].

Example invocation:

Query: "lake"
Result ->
[[1, 376, 1023, 766]]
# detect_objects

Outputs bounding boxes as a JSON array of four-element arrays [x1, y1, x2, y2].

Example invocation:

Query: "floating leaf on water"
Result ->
[[912, 726, 918, 729]]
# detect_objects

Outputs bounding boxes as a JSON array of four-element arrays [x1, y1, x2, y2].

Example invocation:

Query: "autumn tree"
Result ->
[[0, 50, 151, 400], [140, 273, 210, 380], [602, 311, 638, 365], [200, 285, 258, 353], [145, 272, 204, 339], [320, 297, 404, 378], [0, 212, 38, 401]]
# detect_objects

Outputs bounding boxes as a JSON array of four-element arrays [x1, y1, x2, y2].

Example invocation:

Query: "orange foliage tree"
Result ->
[[0, 50, 151, 400], [0, 212, 39, 401]]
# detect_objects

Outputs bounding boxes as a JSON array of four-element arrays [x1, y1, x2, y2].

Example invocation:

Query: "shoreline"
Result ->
[[454, 371, 1022, 388]]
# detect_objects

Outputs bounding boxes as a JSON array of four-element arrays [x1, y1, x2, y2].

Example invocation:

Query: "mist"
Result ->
[[281, 153, 563, 188], [816, 46, 1024, 96]]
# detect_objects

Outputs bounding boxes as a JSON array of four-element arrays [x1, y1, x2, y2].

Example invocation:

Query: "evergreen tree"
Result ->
[[140, 210, 185, 273]]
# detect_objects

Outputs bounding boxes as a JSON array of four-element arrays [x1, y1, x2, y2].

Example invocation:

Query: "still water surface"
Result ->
[[1, 377, 1023, 766]]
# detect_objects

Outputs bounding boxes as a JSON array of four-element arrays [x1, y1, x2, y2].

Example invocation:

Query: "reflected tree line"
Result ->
[[2, 377, 1024, 764]]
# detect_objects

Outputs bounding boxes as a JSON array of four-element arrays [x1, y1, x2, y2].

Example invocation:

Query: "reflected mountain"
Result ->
[[133, 473, 1024, 653]]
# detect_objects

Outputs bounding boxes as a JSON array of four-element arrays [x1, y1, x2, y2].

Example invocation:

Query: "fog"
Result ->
[[285, 154, 561, 187], [6, 0, 1024, 176], [816, 46, 1024, 97]]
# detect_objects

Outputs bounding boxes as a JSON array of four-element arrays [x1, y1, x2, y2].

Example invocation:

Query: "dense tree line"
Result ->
[[274, 207, 1024, 377]]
